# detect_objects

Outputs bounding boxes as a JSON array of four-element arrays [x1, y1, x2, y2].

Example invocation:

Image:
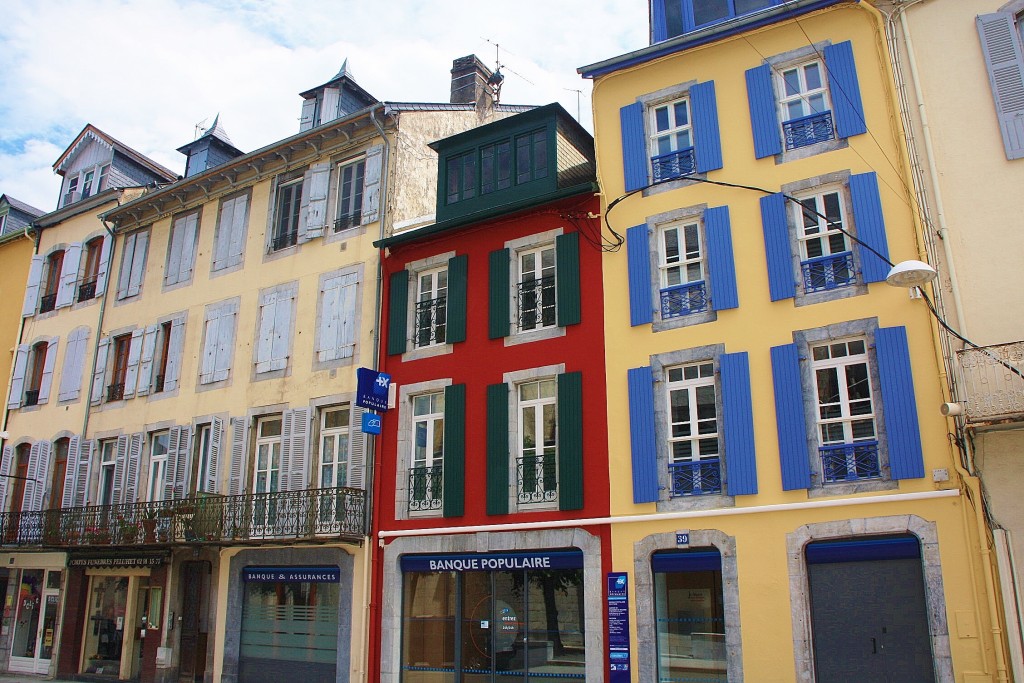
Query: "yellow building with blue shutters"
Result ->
[[582, 0, 1009, 681]]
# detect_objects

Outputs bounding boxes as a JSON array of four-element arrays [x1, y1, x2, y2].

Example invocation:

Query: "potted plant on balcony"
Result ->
[[117, 515, 140, 544], [85, 525, 111, 545], [142, 509, 159, 543]]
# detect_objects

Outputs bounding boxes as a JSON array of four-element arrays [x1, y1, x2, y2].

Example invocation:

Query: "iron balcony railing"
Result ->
[[408, 465, 443, 512], [414, 296, 447, 348], [77, 278, 97, 303], [38, 293, 57, 314], [106, 383, 125, 402], [957, 341, 1024, 423], [517, 453, 557, 505], [669, 458, 722, 497], [334, 212, 361, 232], [22, 390, 39, 407], [517, 275, 555, 331], [271, 229, 298, 252], [0, 486, 366, 548], [783, 110, 835, 150], [801, 251, 855, 293], [660, 281, 708, 319], [820, 441, 881, 483], [651, 147, 697, 183]]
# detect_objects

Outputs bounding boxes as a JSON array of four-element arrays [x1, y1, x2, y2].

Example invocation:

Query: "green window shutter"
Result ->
[[555, 232, 581, 327], [489, 249, 510, 339], [557, 371, 584, 511], [387, 270, 409, 355], [486, 383, 509, 515], [443, 383, 466, 517], [445, 254, 468, 343]]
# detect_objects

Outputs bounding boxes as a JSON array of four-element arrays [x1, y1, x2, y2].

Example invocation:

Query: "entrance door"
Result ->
[[807, 536, 935, 682], [178, 561, 209, 682], [81, 575, 130, 677], [9, 569, 61, 675]]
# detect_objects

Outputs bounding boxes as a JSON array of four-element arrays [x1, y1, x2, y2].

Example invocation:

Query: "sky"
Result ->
[[0, 0, 649, 214]]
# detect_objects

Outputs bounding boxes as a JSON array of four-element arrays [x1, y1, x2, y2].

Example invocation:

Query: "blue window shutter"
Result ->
[[620, 102, 648, 192], [705, 206, 738, 311], [691, 80, 723, 173], [771, 344, 811, 490], [651, 0, 668, 43], [977, 14, 1024, 159], [849, 172, 890, 283], [759, 193, 795, 301], [627, 366, 659, 503], [823, 40, 867, 139], [875, 326, 925, 480], [627, 225, 654, 325], [720, 352, 757, 496], [745, 64, 782, 158]]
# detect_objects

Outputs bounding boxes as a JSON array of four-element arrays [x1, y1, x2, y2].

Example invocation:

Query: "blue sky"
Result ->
[[0, 0, 648, 213]]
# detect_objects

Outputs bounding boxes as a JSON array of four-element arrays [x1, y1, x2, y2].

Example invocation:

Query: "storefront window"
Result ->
[[11, 569, 43, 659], [82, 576, 129, 676], [401, 551, 586, 682], [652, 549, 726, 683]]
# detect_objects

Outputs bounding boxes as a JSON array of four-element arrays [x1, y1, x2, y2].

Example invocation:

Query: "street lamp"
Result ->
[[885, 259, 938, 288]]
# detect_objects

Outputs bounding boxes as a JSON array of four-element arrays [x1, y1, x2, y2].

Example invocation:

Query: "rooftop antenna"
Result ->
[[565, 88, 583, 122], [481, 38, 535, 103], [193, 118, 208, 141]]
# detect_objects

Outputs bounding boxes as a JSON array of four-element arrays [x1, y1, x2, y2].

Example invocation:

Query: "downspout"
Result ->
[[0, 224, 42, 453]]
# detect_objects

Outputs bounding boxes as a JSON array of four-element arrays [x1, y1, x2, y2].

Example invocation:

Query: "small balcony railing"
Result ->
[[517, 275, 555, 332], [414, 296, 447, 348], [77, 278, 97, 303], [106, 383, 125, 402], [820, 441, 881, 483], [660, 281, 707, 319], [271, 229, 298, 252], [801, 251, 855, 293], [783, 110, 835, 150], [154, 374, 165, 394], [38, 293, 57, 314], [22, 390, 39, 407], [651, 147, 697, 183], [957, 341, 1024, 423], [669, 458, 722, 497], [334, 212, 361, 232], [408, 465, 443, 512], [517, 454, 557, 505], [0, 487, 366, 548]]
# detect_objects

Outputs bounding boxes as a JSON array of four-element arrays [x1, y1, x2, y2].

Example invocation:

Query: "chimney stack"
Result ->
[[450, 55, 495, 110]]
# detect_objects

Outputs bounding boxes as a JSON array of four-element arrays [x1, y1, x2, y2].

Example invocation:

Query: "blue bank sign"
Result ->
[[400, 550, 583, 573], [356, 368, 391, 411], [242, 566, 340, 583]]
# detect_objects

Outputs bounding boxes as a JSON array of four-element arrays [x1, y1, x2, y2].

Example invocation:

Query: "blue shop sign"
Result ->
[[362, 411, 382, 435], [243, 566, 340, 583], [607, 572, 632, 682], [401, 550, 583, 573], [356, 368, 391, 411]]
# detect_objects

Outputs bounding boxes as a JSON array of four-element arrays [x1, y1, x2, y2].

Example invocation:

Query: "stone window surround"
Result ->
[[503, 228, 565, 346], [502, 363, 565, 513], [645, 203, 717, 332], [394, 378, 452, 520], [401, 251, 456, 362]]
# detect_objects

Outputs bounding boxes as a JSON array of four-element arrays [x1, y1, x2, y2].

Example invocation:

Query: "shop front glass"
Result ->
[[10, 569, 61, 674], [401, 550, 586, 682], [82, 576, 129, 677]]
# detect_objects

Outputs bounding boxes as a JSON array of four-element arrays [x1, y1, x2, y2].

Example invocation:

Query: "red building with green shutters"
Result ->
[[368, 103, 610, 682]]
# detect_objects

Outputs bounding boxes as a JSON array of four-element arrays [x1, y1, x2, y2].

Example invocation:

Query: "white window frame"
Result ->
[[147, 431, 169, 502], [194, 423, 213, 494], [516, 378, 558, 510], [98, 439, 118, 505], [778, 59, 831, 124], [649, 96, 693, 161], [318, 406, 351, 489], [334, 157, 366, 232], [658, 220, 707, 319], [395, 378, 451, 519], [413, 266, 448, 349], [810, 338, 877, 448], [516, 244, 556, 333], [253, 415, 283, 495], [411, 392, 445, 471], [666, 361, 719, 464], [271, 176, 303, 252]]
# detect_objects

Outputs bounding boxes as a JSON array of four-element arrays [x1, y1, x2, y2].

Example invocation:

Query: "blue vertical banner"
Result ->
[[607, 572, 631, 682], [356, 367, 391, 411]]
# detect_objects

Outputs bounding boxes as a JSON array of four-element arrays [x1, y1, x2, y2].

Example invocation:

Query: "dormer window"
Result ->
[[654, 0, 783, 41], [81, 169, 95, 199], [64, 176, 80, 206]]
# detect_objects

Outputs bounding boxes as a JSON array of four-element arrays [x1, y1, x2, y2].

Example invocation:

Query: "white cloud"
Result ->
[[0, 0, 647, 212]]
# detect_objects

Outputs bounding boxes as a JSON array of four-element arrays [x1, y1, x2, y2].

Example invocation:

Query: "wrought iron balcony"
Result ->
[[517, 275, 555, 331], [38, 293, 57, 314], [154, 374, 166, 393], [820, 441, 881, 483], [0, 486, 366, 548], [334, 212, 361, 232], [106, 383, 125, 402], [77, 278, 97, 303], [517, 453, 557, 505], [651, 147, 697, 183], [660, 281, 708, 319], [414, 296, 447, 348], [408, 465, 443, 512], [271, 229, 298, 252], [783, 110, 835, 150], [957, 341, 1024, 423], [669, 458, 722, 497], [22, 390, 39, 407], [801, 251, 855, 293]]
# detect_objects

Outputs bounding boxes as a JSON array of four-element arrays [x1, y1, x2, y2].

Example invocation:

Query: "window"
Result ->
[[97, 164, 109, 193], [409, 393, 444, 512], [58, 327, 90, 402], [480, 140, 511, 194], [148, 431, 170, 501], [977, 11, 1024, 159], [153, 321, 173, 393], [335, 158, 365, 231], [666, 362, 721, 496], [116, 229, 149, 299], [51, 438, 70, 511], [316, 269, 360, 365], [78, 237, 105, 302], [200, 299, 238, 384], [254, 283, 297, 374], [319, 407, 350, 488], [9, 338, 56, 409], [654, 0, 780, 38], [760, 172, 891, 304], [514, 129, 548, 184], [108, 334, 131, 401], [658, 221, 707, 318], [446, 152, 476, 205], [212, 193, 249, 271], [191, 417, 223, 495], [81, 169, 95, 199], [39, 250, 64, 313], [517, 246, 556, 333], [165, 210, 199, 286], [772, 323, 926, 492], [64, 175, 79, 206], [253, 416, 282, 495], [24, 342, 48, 406], [97, 440, 118, 506], [745, 41, 866, 160], [414, 267, 447, 348], [619, 81, 722, 191], [517, 379, 557, 506], [271, 177, 302, 251]]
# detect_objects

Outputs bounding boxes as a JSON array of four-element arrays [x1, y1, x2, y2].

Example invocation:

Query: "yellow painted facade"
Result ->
[[0, 231, 34, 423], [587, 2, 1007, 680]]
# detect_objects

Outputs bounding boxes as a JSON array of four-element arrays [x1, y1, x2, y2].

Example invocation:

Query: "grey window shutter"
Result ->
[[136, 325, 158, 396], [318, 275, 341, 361], [56, 242, 82, 308], [166, 216, 185, 285], [362, 145, 384, 225], [167, 425, 191, 500], [61, 436, 81, 508], [35, 441, 53, 512], [300, 98, 316, 132], [278, 410, 294, 492], [91, 337, 110, 405], [22, 442, 42, 513], [347, 406, 366, 490], [116, 233, 135, 299], [206, 416, 223, 494], [122, 328, 144, 399], [270, 292, 294, 371], [22, 255, 43, 317], [0, 446, 12, 512], [74, 440, 94, 507], [126, 231, 149, 297], [200, 314, 221, 384], [255, 291, 278, 374], [228, 417, 248, 496], [95, 234, 112, 296], [320, 87, 340, 125], [227, 194, 248, 267], [163, 316, 186, 392], [164, 427, 181, 501], [978, 13, 1024, 159], [214, 304, 237, 382], [212, 198, 235, 270], [297, 169, 313, 243], [8, 344, 28, 409], [58, 327, 89, 402], [123, 433, 142, 504], [280, 407, 310, 491], [305, 162, 331, 238], [177, 212, 199, 283], [111, 435, 128, 504], [36, 337, 58, 404]]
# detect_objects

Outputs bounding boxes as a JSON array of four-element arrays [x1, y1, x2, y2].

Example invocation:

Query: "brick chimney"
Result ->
[[450, 55, 495, 109]]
